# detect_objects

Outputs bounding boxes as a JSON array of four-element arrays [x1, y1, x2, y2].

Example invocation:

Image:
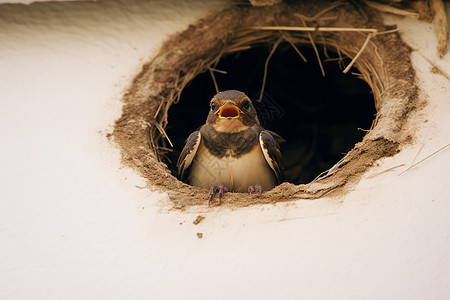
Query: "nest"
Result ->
[[112, 0, 418, 208]]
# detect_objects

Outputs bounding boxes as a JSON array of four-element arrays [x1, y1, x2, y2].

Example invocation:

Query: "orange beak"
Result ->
[[216, 103, 244, 119]]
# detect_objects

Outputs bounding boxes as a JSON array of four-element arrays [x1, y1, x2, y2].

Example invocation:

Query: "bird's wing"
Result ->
[[259, 130, 283, 183], [265, 130, 286, 144], [177, 131, 202, 180]]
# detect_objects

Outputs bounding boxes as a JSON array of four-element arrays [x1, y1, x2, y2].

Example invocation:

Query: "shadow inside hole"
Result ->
[[165, 43, 376, 184]]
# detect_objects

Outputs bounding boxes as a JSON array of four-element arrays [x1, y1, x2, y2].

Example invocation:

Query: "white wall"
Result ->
[[1, 1, 449, 299]]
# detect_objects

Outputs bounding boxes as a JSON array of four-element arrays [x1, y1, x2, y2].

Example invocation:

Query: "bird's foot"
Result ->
[[208, 185, 229, 205], [248, 184, 262, 195]]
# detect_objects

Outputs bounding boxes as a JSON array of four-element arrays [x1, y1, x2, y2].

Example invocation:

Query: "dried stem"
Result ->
[[399, 144, 449, 175], [294, 1, 346, 22], [343, 32, 373, 74], [259, 38, 281, 102], [253, 26, 377, 33], [367, 164, 405, 178], [364, 0, 419, 18], [298, 17, 325, 77], [153, 122, 174, 148], [281, 31, 307, 62], [209, 68, 219, 93], [430, 0, 448, 56], [418, 52, 450, 80]]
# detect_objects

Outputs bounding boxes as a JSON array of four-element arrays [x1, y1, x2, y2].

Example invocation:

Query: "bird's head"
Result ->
[[206, 90, 260, 132]]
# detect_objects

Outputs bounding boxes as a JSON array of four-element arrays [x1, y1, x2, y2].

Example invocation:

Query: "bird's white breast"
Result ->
[[189, 143, 276, 192]]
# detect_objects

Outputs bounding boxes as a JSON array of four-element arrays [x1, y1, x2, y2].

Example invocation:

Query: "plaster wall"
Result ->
[[1, 1, 449, 299]]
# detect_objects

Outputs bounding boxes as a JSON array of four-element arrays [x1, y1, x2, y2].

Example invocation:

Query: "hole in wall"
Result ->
[[165, 44, 376, 185], [112, 2, 417, 208]]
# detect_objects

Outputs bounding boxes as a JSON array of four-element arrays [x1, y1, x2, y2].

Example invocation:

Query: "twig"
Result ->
[[374, 28, 399, 36], [411, 143, 425, 165], [208, 67, 219, 94], [153, 122, 174, 148], [258, 38, 281, 102], [418, 52, 450, 80], [281, 31, 307, 62], [294, 1, 346, 22], [153, 98, 166, 118], [157, 146, 173, 153], [312, 156, 347, 182], [343, 32, 373, 74], [298, 17, 326, 77], [253, 26, 377, 33], [224, 46, 252, 53], [399, 144, 449, 175], [337, 47, 344, 70], [364, 0, 419, 18], [367, 164, 405, 178], [324, 57, 344, 62], [429, 0, 448, 57], [208, 67, 227, 74]]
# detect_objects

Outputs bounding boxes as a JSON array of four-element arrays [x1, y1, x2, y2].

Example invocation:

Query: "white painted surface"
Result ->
[[0, 1, 449, 299]]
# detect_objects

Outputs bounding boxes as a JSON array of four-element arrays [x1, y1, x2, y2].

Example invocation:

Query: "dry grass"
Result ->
[[399, 144, 449, 175]]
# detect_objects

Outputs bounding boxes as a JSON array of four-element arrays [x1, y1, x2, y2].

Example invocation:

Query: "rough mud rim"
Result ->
[[112, 1, 417, 208]]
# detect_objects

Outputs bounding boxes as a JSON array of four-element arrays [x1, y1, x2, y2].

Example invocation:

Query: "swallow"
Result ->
[[177, 90, 283, 204]]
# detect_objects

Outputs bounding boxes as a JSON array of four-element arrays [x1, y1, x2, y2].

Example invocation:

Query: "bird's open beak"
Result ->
[[216, 103, 244, 119]]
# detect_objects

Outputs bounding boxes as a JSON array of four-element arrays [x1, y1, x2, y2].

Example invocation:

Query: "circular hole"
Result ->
[[112, 2, 417, 206], [165, 43, 376, 186]]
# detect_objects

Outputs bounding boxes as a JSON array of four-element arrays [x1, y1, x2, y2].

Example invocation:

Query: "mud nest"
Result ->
[[112, 0, 417, 208]]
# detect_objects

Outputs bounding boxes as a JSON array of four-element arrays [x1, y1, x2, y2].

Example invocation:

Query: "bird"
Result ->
[[177, 90, 283, 204]]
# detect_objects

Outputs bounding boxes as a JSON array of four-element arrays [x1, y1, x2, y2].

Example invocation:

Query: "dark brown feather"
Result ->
[[177, 131, 201, 180], [260, 130, 284, 183]]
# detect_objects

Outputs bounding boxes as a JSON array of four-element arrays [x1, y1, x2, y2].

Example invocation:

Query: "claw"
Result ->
[[218, 184, 225, 201], [248, 184, 263, 195], [208, 185, 218, 205], [208, 185, 229, 205]]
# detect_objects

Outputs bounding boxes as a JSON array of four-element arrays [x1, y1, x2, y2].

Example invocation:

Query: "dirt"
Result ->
[[111, 0, 418, 209], [193, 215, 205, 225]]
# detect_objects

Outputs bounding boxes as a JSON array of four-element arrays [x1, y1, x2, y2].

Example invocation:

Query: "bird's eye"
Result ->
[[243, 100, 250, 110], [210, 102, 216, 111]]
